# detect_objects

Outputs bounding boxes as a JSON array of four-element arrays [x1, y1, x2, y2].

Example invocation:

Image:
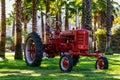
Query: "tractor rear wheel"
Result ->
[[59, 54, 73, 72], [24, 32, 43, 66], [95, 57, 108, 69]]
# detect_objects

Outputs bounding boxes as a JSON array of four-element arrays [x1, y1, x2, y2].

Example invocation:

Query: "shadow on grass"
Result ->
[[0, 74, 119, 80], [0, 55, 120, 80]]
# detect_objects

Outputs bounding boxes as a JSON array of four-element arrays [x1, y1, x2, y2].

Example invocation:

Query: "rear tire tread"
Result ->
[[24, 32, 43, 67]]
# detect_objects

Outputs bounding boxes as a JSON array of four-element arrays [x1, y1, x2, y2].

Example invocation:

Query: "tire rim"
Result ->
[[25, 38, 36, 64], [97, 59, 104, 69], [61, 57, 69, 70]]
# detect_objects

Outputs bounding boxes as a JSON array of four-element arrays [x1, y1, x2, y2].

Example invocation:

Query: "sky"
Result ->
[[5, 0, 15, 17]]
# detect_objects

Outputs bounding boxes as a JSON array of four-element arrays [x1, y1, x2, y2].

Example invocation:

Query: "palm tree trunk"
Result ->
[[82, 0, 93, 52], [40, 0, 45, 42], [46, 0, 50, 43], [59, 0, 62, 25], [76, 8, 79, 28], [12, 20, 15, 37], [65, 2, 69, 30], [24, 22, 27, 32], [105, 0, 113, 54], [46, 0, 50, 18], [12, 20, 15, 51], [94, 15, 97, 31], [23, 21, 27, 42], [81, 0, 86, 28], [15, 0, 23, 59], [59, 9, 62, 26], [41, 12, 45, 42], [85, 0, 92, 30], [56, 12, 59, 29], [0, 0, 6, 58], [93, 15, 97, 52], [32, 0, 37, 32], [82, 0, 92, 30]]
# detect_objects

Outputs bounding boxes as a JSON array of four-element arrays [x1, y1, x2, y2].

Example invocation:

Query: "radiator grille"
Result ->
[[77, 34, 88, 45], [77, 34, 84, 45]]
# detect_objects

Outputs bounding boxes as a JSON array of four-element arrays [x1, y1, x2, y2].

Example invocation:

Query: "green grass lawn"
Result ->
[[0, 53, 120, 80]]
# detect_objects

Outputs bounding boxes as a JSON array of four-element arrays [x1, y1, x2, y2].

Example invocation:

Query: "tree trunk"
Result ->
[[12, 20, 15, 37], [86, 0, 93, 52], [81, 0, 86, 28], [93, 15, 97, 52], [24, 22, 27, 32], [65, 2, 69, 30], [105, 0, 113, 54], [12, 20, 15, 51], [56, 12, 59, 29], [94, 15, 97, 31], [0, 0, 6, 58], [76, 8, 79, 28], [82, 0, 92, 30], [46, 0, 50, 24], [46, 0, 50, 18], [41, 12, 45, 42], [15, 0, 23, 60], [100, 11, 106, 28], [32, 0, 37, 32], [82, 0, 93, 52], [85, 0, 92, 30], [97, 10, 106, 28], [59, 4, 62, 24], [45, 0, 50, 43], [23, 21, 27, 42]]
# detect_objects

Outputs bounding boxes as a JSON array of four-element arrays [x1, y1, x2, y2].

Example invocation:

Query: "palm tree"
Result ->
[[0, 0, 6, 58], [6, 12, 16, 51], [105, 0, 113, 54], [15, 0, 23, 59], [23, 0, 37, 32], [92, 0, 119, 52], [22, 0, 33, 42], [92, 0, 119, 29], [21, 3, 27, 33]]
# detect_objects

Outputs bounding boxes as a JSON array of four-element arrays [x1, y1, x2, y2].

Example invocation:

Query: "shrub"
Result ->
[[111, 24, 120, 35], [95, 28, 106, 35], [95, 29, 106, 52]]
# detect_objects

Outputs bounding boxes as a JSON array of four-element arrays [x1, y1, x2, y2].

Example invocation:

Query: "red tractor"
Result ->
[[24, 28, 108, 72]]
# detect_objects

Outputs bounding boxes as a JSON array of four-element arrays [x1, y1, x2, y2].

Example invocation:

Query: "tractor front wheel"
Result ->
[[95, 57, 108, 69], [24, 32, 43, 67], [59, 54, 73, 72]]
